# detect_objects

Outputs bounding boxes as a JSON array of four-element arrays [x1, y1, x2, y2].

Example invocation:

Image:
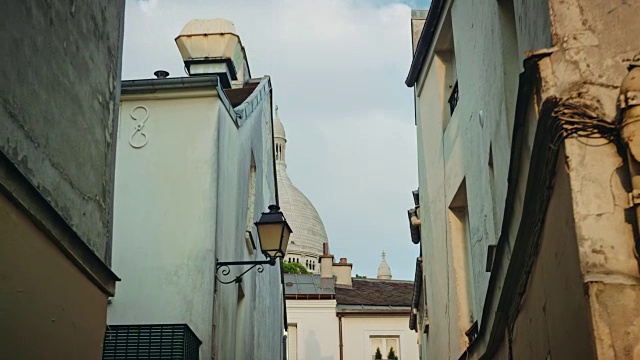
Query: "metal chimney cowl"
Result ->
[[175, 19, 251, 88]]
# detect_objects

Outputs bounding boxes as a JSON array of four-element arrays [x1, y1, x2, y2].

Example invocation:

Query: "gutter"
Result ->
[[405, 0, 445, 87], [338, 314, 344, 360], [121, 75, 220, 93], [337, 310, 411, 316], [121, 75, 240, 127], [270, 87, 280, 209]]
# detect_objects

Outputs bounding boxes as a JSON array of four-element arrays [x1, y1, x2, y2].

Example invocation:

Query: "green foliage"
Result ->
[[374, 347, 383, 359], [387, 347, 398, 360], [355, 274, 367, 278], [283, 261, 311, 274]]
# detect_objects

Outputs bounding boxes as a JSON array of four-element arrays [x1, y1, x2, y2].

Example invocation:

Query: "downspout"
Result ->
[[618, 52, 640, 266], [338, 314, 344, 360]]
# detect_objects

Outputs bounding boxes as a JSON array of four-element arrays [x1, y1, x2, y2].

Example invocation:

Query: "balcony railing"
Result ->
[[448, 80, 459, 115]]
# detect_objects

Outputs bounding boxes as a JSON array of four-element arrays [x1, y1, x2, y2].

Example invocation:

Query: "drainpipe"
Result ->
[[619, 51, 640, 264], [338, 314, 344, 360]]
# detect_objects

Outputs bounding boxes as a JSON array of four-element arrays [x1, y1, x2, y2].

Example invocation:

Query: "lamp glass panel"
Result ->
[[257, 222, 284, 255], [280, 225, 292, 255]]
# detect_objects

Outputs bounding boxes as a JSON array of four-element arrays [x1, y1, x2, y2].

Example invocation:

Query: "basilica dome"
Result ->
[[274, 111, 328, 263]]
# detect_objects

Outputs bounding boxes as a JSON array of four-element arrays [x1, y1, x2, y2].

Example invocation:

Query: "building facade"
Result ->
[[0, 1, 124, 359], [106, 19, 285, 360], [406, 1, 640, 359], [286, 251, 418, 360]]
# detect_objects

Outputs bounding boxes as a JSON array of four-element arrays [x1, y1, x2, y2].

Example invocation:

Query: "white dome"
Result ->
[[274, 114, 286, 139], [275, 114, 327, 259], [278, 167, 328, 256]]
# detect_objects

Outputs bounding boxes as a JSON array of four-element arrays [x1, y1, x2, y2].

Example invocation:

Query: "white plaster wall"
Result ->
[[109, 92, 221, 360], [414, 0, 521, 358], [286, 300, 340, 360], [341, 316, 419, 360], [109, 81, 282, 360]]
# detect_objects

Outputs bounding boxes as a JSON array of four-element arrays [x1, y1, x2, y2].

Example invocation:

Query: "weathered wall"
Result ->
[[506, 150, 596, 360], [540, 0, 640, 358], [415, 0, 520, 357], [213, 83, 283, 360], [286, 300, 340, 360], [0, 192, 108, 360], [109, 80, 282, 360], [341, 315, 419, 360], [414, 0, 640, 358], [0, 0, 125, 262]]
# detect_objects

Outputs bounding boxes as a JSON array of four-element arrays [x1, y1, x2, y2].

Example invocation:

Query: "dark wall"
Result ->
[[0, 0, 125, 263]]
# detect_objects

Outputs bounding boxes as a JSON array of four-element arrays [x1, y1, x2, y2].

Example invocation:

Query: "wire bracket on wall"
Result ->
[[129, 105, 149, 148]]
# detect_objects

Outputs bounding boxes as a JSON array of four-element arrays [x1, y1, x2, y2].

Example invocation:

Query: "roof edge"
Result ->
[[405, 0, 446, 87]]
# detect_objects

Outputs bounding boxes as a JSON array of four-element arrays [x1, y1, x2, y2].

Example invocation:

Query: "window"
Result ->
[[434, 11, 458, 129], [288, 324, 298, 360], [370, 336, 400, 359], [448, 180, 476, 346]]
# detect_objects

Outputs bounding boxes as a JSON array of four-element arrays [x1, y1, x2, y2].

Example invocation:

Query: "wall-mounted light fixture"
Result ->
[[216, 205, 292, 285]]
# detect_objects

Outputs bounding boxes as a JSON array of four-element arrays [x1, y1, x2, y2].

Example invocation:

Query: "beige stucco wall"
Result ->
[[0, 192, 108, 360], [286, 300, 340, 360], [341, 315, 419, 360], [537, 1, 640, 357], [489, 150, 597, 360]]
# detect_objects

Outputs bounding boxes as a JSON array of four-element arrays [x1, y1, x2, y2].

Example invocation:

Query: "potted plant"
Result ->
[[374, 347, 383, 360], [388, 347, 398, 360]]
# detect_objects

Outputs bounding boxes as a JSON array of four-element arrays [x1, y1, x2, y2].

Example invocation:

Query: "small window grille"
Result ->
[[103, 324, 201, 360]]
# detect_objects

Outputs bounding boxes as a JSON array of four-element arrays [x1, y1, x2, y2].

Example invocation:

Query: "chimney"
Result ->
[[175, 19, 251, 88], [320, 251, 334, 289], [411, 10, 429, 54], [334, 257, 352, 288], [154, 70, 169, 79]]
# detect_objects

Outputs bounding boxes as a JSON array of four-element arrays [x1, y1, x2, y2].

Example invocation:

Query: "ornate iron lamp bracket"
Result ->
[[215, 258, 277, 285]]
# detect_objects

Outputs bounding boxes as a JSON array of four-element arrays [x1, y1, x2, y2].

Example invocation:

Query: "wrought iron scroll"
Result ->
[[215, 262, 266, 285]]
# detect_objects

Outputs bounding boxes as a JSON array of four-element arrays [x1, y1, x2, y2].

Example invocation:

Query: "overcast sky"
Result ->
[[123, 0, 428, 280]]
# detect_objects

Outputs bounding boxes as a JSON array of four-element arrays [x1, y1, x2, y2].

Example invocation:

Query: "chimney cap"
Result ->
[[154, 70, 170, 79], [339, 258, 347, 264]]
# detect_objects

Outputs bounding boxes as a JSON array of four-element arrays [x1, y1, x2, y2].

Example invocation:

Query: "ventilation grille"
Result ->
[[103, 324, 201, 360]]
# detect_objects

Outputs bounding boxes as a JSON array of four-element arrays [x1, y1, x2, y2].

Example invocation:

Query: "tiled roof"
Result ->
[[335, 278, 413, 307]]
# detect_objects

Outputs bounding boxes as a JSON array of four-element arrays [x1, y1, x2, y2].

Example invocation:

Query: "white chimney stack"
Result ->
[[175, 19, 251, 88]]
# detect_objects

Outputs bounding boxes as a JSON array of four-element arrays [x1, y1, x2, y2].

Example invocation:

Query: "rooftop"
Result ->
[[335, 278, 413, 307]]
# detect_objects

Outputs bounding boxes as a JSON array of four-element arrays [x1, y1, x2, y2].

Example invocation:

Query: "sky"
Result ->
[[123, 0, 428, 280]]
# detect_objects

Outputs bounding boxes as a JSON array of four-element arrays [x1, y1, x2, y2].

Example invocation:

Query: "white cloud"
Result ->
[[123, 0, 419, 279]]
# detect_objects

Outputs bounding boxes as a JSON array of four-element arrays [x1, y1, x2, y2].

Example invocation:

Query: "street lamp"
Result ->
[[215, 205, 292, 285]]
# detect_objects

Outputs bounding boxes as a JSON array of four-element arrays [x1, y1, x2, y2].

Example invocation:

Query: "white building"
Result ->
[[285, 252, 419, 360], [275, 114, 328, 273], [106, 19, 286, 360]]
